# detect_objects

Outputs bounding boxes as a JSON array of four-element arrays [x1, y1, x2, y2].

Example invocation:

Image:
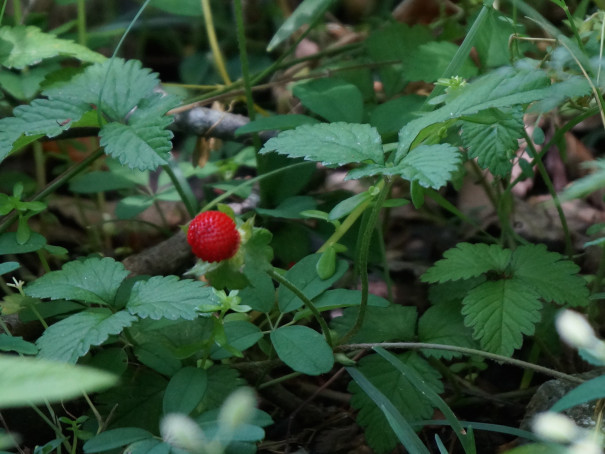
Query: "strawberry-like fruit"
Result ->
[[187, 211, 241, 262]]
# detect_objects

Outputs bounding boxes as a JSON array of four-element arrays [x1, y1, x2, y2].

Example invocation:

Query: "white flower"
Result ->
[[532, 412, 579, 443], [160, 413, 204, 451], [555, 310, 598, 350]]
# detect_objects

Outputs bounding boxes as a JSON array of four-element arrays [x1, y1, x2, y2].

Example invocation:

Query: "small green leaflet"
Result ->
[[36, 309, 137, 363], [0, 25, 106, 69], [25, 257, 130, 306], [270, 325, 334, 375], [162, 367, 208, 415], [126, 276, 220, 320], [260, 122, 384, 168], [349, 353, 443, 454], [346, 144, 461, 189], [460, 106, 525, 176], [83, 427, 154, 453], [330, 305, 417, 343]]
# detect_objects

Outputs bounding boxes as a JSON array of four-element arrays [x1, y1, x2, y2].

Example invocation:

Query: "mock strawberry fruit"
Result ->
[[187, 211, 241, 262]]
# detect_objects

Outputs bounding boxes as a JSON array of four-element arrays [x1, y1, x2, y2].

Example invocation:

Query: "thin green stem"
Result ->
[[0, 0, 7, 24], [317, 197, 373, 253], [337, 342, 583, 384], [339, 178, 392, 345], [12, 0, 21, 23], [266, 268, 333, 348], [0, 148, 105, 234], [76, 0, 87, 46], [161, 162, 197, 218], [551, 0, 585, 52], [200, 161, 309, 212], [202, 0, 231, 84], [33, 142, 46, 189], [257, 371, 301, 389], [521, 129, 572, 256]]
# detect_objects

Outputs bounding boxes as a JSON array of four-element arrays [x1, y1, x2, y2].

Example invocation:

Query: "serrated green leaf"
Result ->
[[330, 305, 417, 343], [0, 25, 106, 69], [270, 325, 334, 375], [260, 122, 384, 167], [83, 428, 154, 453], [462, 279, 542, 356], [511, 244, 589, 307], [36, 309, 137, 363], [45, 58, 159, 120], [267, 0, 334, 52], [278, 253, 348, 313], [417, 303, 477, 359], [349, 353, 442, 454], [163, 367, 208, 415], [126, 276, 219, 320], [25, 257, 129, 306], [421, 243, 511, 283], [10, 97, 89, 136], [460, 107, 524, 176], [0, 334, 38, 355], [345, 143, 462, 186], [293, 78, 364, 123], [0, 355, 117, 408], [397, 67, 551, 157], [99, 121, 172, 171]]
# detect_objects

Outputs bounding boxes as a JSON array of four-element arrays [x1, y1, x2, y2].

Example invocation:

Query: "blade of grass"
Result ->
[[374, 347, 476, 454], [346, 366, 431, 454]]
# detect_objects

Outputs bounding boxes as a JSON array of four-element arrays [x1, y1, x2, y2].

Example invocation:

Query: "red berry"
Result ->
[[187, 211, 241, 262]]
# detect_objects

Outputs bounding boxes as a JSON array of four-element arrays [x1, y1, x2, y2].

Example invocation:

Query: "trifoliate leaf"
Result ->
[[25, 257, 129, 306], [0, 25, 106, 69], [418, 303, 477, 359], [397, 67, 552, 157], [37, 309, 136, 363], [460, 107, 524, 176], [345, 143, 462, 187], [99, 121, 173, 170], [462, 279, 542, 356], [511, 244, 589, 307], [349, 353, 443, 454], [126, 276, 219, 320], [260, 122, 384, 167], [421, 242, 512, 283], [330, 305, 417, 343]]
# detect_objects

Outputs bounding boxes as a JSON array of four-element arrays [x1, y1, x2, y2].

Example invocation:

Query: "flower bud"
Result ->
[[160, 413, 204, 451], [218, 387, 256, 430]]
